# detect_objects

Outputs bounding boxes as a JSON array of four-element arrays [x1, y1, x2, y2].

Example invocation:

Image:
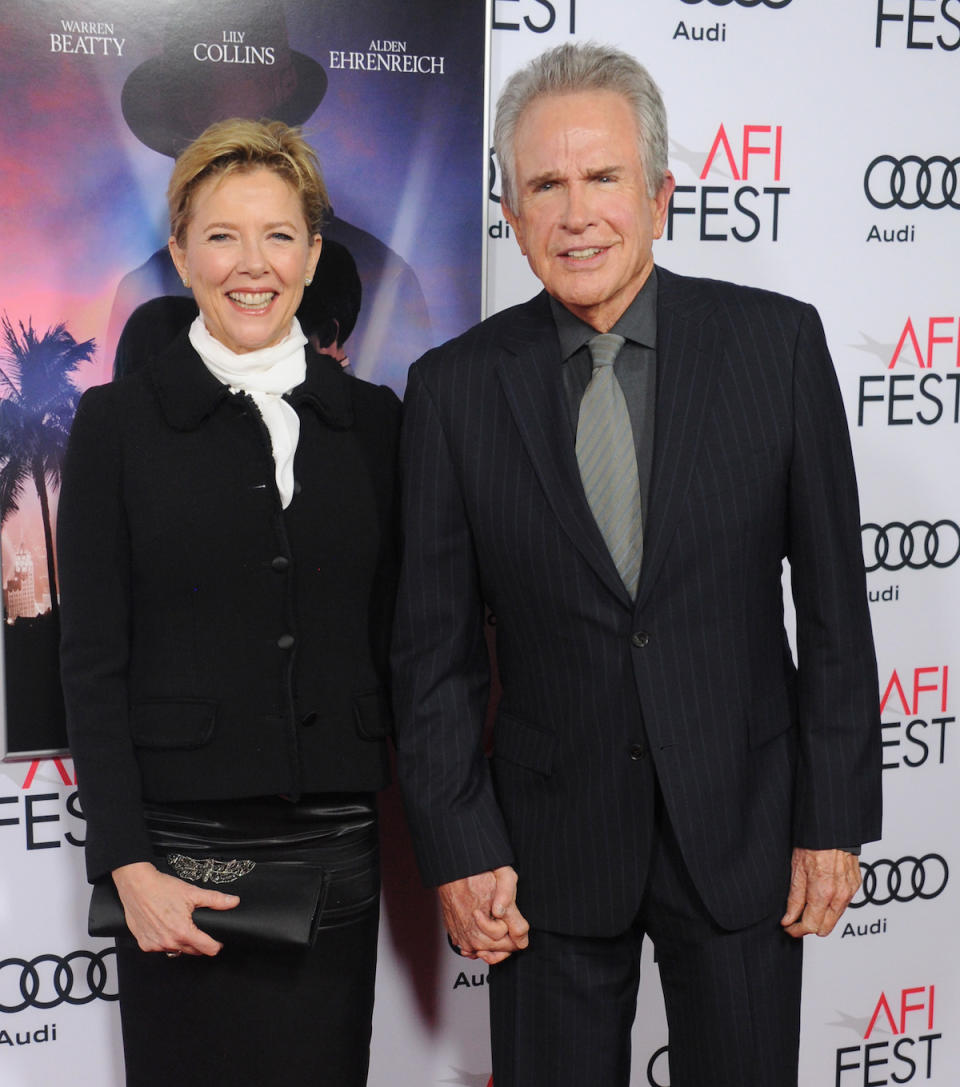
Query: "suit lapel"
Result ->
[[635, 268, 722, 610], [495, 294, 633, 605]]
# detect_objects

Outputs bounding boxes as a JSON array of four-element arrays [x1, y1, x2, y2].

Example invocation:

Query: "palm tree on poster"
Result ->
[[0, 315, 95, 619]]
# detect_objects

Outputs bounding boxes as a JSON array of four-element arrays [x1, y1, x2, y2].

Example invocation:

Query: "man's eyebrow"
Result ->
[[524, 170, 563, 190], [585, 164, 621, 178]]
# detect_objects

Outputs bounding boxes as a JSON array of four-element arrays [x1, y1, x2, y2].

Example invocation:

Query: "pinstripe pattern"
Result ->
[[392, 267, 882, 938], [488, 798, 804, 1087]]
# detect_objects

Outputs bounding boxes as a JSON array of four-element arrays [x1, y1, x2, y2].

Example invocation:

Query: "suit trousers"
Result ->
[[489, 794, 803, 1087]]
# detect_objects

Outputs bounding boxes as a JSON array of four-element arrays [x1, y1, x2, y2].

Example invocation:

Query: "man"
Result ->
[[392, 42, 881, 1087]]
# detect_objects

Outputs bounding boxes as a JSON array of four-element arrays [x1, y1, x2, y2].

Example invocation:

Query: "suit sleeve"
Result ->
[[58, 385, 153, 881], [787, 304, 882, 849], [391, 361, 515, 886]]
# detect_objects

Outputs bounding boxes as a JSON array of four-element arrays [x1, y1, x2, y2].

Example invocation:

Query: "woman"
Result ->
[[58, 119, 399, 1085]]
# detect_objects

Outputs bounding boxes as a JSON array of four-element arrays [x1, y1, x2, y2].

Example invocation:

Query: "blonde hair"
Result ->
[[167, 118, 330, 244]]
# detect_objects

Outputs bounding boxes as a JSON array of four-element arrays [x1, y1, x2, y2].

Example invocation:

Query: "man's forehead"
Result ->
[[513, 92, 640, 170]]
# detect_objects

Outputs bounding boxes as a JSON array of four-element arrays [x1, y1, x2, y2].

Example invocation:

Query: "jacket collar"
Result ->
[[492, 269, 722, 611], [152, 329, 353, 431]]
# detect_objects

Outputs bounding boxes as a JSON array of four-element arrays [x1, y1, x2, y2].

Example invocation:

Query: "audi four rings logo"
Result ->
[[0, 949, 118, 1012], [851, 855, 949, 908], [861, 521, 960, 572], [864, 155, 960, 210], [680, 0, 792, 6]]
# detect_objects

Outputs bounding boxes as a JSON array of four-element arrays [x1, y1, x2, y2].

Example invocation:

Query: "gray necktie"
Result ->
[[575, 333, 643, 598]]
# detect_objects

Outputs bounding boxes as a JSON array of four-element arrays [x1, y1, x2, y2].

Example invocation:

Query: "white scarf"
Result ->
[[189, 316, 307, 509]]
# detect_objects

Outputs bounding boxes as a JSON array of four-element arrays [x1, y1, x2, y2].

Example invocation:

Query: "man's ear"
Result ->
[[502, 203, 526, 256], [652, 171, 677, 240]]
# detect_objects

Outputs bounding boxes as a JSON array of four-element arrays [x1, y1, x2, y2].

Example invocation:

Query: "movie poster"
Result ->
[[0, 0, 487, 756]]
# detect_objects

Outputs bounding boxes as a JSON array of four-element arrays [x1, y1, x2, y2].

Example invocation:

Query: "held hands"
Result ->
[[780, 847, 862, 938], [112, 861, 240, 957], [438, 865, 530, 966]]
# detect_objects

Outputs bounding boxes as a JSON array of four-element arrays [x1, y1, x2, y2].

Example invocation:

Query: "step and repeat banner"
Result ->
[[485, 4, 959, 1086], [2, 1, 958, 1085]]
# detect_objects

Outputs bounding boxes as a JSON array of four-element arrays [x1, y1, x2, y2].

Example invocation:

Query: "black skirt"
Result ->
[[115, 793, 379, 1087]]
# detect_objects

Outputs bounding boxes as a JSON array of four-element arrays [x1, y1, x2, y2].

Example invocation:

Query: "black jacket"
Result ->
[[59, 333, 399, 881], [393, 268, 882, 935]]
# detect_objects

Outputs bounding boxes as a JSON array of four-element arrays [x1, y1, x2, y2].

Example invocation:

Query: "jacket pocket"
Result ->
[[353, 688, 394, 740], [493, 712, 556, 776], [130, 700, 217, 750]]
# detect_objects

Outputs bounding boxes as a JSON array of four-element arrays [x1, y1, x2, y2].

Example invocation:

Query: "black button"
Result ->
[[301, 711, 318, 728], [630, 744, 646, 761], [271, 555, 290, 572], [293, 480, 302, 495], [631, 632, 650, 648], [277, 634, 295, 650]]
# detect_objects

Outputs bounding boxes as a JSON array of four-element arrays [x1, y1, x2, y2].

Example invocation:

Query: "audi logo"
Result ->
[[861, 520, 960, 572], [864, 155, 960, 210], [0, 949, 118, 1012], [851, 854, 949, 908], [680, 0, 793, 6]]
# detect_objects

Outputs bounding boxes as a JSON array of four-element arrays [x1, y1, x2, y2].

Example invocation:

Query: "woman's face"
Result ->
[[169, 167, 321, 354]]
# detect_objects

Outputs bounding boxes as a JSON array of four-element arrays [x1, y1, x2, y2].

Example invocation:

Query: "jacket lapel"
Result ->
[[635, 267, 722, 611], [495, 293, 633, 606]]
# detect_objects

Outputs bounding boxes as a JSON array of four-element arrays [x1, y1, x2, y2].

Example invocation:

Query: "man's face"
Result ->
[[503, 90, 675, 332]]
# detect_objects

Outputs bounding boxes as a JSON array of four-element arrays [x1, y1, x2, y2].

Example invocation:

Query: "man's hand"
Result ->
[[780, 847, 862, 938], [438, 865, 530, 965]]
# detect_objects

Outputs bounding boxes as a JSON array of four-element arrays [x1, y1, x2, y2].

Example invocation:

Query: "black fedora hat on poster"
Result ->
[[121, 0, 328, 158]]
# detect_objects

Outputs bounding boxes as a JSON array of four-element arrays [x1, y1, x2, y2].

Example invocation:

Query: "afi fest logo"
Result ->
[[836, 985, 941, 1085], [855, 314, 960, 428], [879, 664, 954, 771], [875, 0, 960, 49], [667, 123, 789, 242], [1, 759, 85, 852]]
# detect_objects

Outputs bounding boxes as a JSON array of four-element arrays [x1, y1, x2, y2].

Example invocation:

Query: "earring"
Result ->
[[182, 277, 190, 288], [305, 276, 313, 286]]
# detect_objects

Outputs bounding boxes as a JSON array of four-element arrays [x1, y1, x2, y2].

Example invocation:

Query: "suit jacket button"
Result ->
[[293, 480, 303, 495], [301, 711, 318, 727], [271, 555, 290, 572], [630, 743, 647, 761], [631, 631, 650, 648], [277, 634, 295, 650]]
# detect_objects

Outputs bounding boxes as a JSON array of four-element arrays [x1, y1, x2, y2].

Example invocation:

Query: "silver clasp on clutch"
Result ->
[[168, 853, 256, 884]]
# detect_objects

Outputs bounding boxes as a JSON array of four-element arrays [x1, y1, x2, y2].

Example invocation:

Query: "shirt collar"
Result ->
[[549, 266, 658, 361]]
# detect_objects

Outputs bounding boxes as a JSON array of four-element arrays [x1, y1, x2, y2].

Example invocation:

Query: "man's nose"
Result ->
[[563, 183, 595, 232]]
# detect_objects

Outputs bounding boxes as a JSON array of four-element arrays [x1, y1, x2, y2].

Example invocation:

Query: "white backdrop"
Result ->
[[3, 2, 958, 1085]]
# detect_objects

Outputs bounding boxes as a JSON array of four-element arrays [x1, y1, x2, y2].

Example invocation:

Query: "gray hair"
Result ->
[[494, 42, 669, 212]]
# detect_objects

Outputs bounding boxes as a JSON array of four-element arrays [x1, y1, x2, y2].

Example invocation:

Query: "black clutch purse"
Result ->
[[88, 853, 330, 949]]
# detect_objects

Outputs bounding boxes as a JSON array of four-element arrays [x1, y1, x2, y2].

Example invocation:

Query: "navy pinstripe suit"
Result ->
[[392, 266, 881, 1076]]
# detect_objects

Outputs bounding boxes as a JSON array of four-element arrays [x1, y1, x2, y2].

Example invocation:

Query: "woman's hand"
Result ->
[[112, 861, 240, 957]]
